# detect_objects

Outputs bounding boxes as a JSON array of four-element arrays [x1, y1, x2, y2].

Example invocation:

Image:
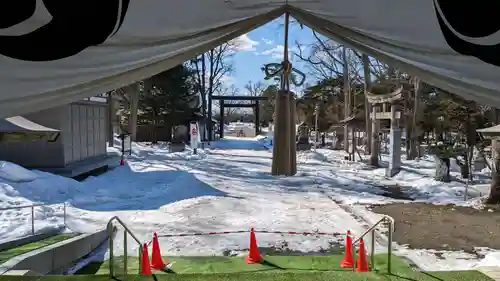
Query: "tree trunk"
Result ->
[[487, 171, 500, 204], [408, 77, 420, 159], [128, 83, 139, 141], [434, 156, 451, 182], [487, 139, 500, 204], [107, 91, 115, 147], [404, 89, 411, 159], [342, 47, 351, 155], [363, 54, 372, 155], [201, 53, 207, 141]]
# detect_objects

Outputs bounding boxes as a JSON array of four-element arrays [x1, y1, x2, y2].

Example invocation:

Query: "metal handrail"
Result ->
[[351, 215, 395, 274], [0, 202, 67, 235], [106, 216, 143, 277]]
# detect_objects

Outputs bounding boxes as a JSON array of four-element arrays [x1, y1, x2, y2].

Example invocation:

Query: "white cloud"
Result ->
[[261, 38, 274, 45], [229, 34, 259, 52], [260, 45, 298, 60], [220, 75, 235, 84]]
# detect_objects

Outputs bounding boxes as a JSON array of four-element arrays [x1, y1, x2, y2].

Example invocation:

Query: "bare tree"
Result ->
[[190, 43, 234, 107], [190, 43, 235, 140], [212, 84, 241, 119], [244, 80, 266, 117], [244, 80, 265, 97], [294, 31, 388, 84], [113, 82, 141, 141]]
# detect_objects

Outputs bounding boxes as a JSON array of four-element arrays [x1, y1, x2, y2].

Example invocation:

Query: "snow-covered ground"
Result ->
[[255, 134, 500, 270], [0, 134, 498, 271]]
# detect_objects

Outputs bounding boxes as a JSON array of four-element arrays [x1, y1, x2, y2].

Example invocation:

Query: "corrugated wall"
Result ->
[[0, 102, 108, 169], [63, 103, 107, 165]]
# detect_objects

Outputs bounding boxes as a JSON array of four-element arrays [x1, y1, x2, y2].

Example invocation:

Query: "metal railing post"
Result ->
[[370, 229, 375, 269], [31, 205, 35, 235], [138, 245, 142, 274], [108, 223, 114, 278], [123, 230, 128, 275], [351, 232, 356, 272], [387, 219, 393, 274], [350, 215, 396, 273], [105, 216, 145, 277]]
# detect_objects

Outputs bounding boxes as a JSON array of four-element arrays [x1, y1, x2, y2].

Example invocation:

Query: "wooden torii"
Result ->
[[366, 85, 404, 176]]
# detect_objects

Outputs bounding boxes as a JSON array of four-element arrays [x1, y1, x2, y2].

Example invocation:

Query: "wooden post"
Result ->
[[255, 101, 260, 135], [219, 101, 224, 139], [289, 93, 297, 175], [387, 103, 402, 176], [272, 91, 291, 175]]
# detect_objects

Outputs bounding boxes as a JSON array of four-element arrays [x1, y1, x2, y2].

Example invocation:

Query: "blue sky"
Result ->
[[226, 16, 318, 94]]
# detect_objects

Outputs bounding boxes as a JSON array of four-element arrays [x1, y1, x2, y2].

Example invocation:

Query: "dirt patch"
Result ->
[[371, 202, 500, 253], [226, 240, 344, 256]]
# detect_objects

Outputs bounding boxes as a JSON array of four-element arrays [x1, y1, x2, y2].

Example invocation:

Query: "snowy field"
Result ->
[[0, 134, 499, 271]]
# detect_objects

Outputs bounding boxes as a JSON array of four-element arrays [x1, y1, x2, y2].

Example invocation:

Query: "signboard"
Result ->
[[119, 133, 132, 155], [123, 135, 132, 155], [190, 121, 198, 153], [371, 111, 402, 120]]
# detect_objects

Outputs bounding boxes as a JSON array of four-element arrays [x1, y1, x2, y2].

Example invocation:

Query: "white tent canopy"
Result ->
[[0, 1, 498, 117]]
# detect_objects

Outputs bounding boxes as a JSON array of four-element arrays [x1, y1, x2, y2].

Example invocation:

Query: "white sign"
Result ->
[[190, 122, 198, 150], [371, 111, 402, 120], [123, 135, 132, 154]]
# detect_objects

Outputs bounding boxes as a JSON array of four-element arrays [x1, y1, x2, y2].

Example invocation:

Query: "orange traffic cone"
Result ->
[[245, 228, 263, 264], [355, 238, 369, 272], [141, 243, 152, 275], [340, 230, 354, 268], [151, 232, 167, 270]]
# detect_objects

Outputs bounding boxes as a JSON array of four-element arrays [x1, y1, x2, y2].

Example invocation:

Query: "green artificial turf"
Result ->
[[0, 233, 79, 264], [67, 254, 493, 281]]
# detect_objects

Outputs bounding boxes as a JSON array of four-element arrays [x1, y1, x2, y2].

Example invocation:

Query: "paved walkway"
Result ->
[[478, 266, 500, 281]]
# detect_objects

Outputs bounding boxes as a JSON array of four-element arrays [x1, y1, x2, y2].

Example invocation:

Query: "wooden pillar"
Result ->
[[219, 101, 224, 139], [272, 91, 291, 175], [255, 101, 260, 135], [207, 90, 213, 141], [289, 93, 297, 175], [387, 103, 402, 176]]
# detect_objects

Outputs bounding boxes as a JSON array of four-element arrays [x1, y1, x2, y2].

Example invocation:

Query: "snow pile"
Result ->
[[0, 161, 38, 183], [314, 148, 488, 206], [110, 135, 207, 161], [0, 167, 71, 241], [296, 151, 328, 164], [475, 251, 500, 268]]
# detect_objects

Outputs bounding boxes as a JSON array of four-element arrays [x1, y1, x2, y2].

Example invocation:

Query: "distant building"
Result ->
[[0, 97, 117, 178]]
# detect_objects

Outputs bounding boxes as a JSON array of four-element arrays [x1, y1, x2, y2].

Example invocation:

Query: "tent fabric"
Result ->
[[0, 1, 499, 118]]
